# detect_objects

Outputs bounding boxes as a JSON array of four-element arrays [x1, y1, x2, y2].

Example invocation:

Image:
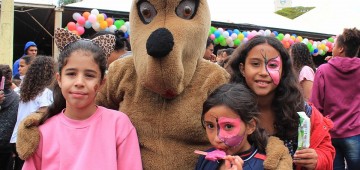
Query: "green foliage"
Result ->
[[275, 6, 315, 19], [58, 0, 79, 6]]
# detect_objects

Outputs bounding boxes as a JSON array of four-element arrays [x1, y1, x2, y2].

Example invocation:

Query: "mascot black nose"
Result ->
[[146, 28, 174, 59]]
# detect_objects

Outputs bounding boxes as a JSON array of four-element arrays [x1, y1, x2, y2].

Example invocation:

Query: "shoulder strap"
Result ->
[[304, 102, 312, 117]]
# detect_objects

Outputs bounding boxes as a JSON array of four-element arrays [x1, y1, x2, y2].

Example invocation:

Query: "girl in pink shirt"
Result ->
[[22, 28, 142, 170]]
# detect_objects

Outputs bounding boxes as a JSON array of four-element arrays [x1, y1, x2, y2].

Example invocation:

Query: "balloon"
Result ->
[[100, 21, 108, 29], [97, 14, 105, 22], [92, 22, 100, 30], [72, 12, 81, 21], [230, 33, 237, 40], [76, 26, 85, 35], [120, 25, 127, 32], [77, 16, 85, 26], [101, 13, 107, 19], [109, 25, 117, 33], [82, 12, 90, 20], [210, 34, 215, 40], [67, 22, 76, 31], [214, 30, 220, 38], [264, 29, 271, 36], [222, 31, 229, 38], [238, 33, 244, 40], [210, 26, 216, 34], [226, 37, 233, 44], [106, 18, 114, 26], [233, 29, 240, 35], [91, 9, 99, 16], [328, 37, 334, 43], [84, 21, 92, 29], [88, 14, 97, 23], [114, 20, 125, 29], [71, 30, 79, 35], [217, 28, 224, 33], [234, 39, 240, 46]]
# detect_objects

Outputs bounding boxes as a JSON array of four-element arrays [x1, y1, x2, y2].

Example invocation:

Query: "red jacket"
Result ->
[[297, 103, 335, 170]]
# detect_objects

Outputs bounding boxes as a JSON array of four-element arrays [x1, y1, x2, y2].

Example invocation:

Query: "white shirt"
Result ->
[[10, 88, 53, 143]]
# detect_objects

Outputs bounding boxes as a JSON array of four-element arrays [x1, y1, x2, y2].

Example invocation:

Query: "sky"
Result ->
[[10, 0, 360, 35]]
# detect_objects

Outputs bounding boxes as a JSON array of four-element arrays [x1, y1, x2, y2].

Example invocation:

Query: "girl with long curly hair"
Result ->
[[290, 43, 316, 101], [227, 35, 335, 169], [10, 56, 55, 170]]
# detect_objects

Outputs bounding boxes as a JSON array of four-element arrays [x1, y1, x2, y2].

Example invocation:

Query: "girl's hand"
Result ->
[[293, 148, 318, 170], [223, 155, 244, 170]]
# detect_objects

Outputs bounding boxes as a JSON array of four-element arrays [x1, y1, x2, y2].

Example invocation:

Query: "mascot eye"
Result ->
[[176, 0, 199, 20], [137, 1, 157, 24]]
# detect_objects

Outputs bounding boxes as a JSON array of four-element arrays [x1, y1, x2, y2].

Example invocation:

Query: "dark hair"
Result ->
[[290, 42, 316, 74], [20, 55, 33, 65], [228, 35, 304, 140], [20, 56, 55, 102], [0, 64, 12, 90], [91, 30, 131, 51], [336, 27, 360, 57], [201, 83, 268, 153], [224, 48, 234, 56], [206, 37, 214, 48], [40, 40, 107, 124]]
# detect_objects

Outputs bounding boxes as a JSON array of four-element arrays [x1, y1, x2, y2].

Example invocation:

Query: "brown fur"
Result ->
[[17, 0, 230, 169], [264, 136, 293, 170]]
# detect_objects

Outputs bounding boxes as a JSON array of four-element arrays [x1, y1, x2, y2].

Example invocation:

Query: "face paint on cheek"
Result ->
[[216, 117, 245, 147], [264, 56, 282, 85]]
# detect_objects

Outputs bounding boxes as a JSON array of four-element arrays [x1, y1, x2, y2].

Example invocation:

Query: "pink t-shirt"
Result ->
[[299, 66, 315, 82], [23, 106, 142, 170]]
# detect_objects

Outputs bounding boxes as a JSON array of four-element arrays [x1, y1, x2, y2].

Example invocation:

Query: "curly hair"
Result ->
[[20, 56, 55, 102], [336, 27, 360, 57], [0, 64, 12, 90], [228, 35, 304, 140], [290, 42, 316, 75], [202, 83, 268, 153]]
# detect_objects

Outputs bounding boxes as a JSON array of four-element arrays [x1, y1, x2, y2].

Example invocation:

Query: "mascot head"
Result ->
[[130, 0, 211, 98]]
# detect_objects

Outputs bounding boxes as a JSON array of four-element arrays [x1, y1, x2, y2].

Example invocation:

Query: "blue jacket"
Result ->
[[195, 146, 266, 170], [13, 41, 37, 77]]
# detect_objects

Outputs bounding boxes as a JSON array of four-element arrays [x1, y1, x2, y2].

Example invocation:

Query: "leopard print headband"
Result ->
[[54, 28, 116, 57]]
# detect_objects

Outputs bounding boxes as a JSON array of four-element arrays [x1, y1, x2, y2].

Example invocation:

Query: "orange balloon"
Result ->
[[100, 21, 108, 29], [82, 12, 90, 20], [106, 18, 114, 26], [71, 30, 79, 35]]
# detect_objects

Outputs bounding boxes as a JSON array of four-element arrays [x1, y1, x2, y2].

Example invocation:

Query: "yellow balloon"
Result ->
[[238, 33, 244, 41], [290, 36, 296, 40], [97, 14, 105, 22], [100, 21, 108, 29]]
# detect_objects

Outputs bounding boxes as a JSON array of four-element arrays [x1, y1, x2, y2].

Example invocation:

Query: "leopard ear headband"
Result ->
[[54, 28, 116, 57]]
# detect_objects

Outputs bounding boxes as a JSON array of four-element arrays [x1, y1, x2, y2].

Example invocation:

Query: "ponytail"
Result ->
[[39, 81, 66, 125]]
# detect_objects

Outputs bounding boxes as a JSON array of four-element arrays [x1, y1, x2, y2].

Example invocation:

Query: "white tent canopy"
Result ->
[[66, 0, 360, 35]]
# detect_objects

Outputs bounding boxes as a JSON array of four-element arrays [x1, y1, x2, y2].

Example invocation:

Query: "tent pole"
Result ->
[[0, 0, 14, 68]]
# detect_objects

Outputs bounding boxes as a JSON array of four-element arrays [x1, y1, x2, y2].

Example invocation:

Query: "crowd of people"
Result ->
[[0, 26, 359, 170]]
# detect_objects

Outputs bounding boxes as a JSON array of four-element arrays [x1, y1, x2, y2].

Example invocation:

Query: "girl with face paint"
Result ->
[[196, 83, 270, 170], [22, 29, 142, 170], [227, 35, 335, 170]]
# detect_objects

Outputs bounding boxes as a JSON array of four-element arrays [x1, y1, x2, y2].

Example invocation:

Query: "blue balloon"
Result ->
[[233, 29, 240, 35], [242, 31, 248, 37], [292, 34, 297, 37], [273, 31, 278, 36], [214, 30, 221, 38], [84, 21, 92, 29], [314, 49, 318, 53], [227, 30, 233, 36], [124, 32, 129, 38]]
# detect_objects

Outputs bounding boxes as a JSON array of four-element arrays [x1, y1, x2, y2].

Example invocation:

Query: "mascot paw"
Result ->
[[263, 136, 292, 170], [16, 112, 45, 160]]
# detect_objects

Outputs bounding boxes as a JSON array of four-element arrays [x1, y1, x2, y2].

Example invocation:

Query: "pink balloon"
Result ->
[[67, 22, 76, 31], [77, 16, 85, 26], [76, 26, 85, 35], [88, 14, 97, 23], [210, 34, 215, 40]]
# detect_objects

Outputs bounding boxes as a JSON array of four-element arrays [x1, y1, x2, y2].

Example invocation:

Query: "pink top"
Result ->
[[299, 66, 315, 82], [23, 106, 142, 170]]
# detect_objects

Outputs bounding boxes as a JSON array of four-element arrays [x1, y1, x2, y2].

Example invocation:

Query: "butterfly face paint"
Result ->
[[216, 117, 245, 147], [263, 55, 282, 85]]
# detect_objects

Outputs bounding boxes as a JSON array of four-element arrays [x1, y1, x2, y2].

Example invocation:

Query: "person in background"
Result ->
[[228, 35, 335, 169], [204, 37, 216, 62], [91, 30, 132, 67], [290, 42, 316, 101], [13, 55, 34, 94], [310, 27, 360, 170], [0, 65, 19, 170], [13, 41, 38, 78], [10, 56, 55, 170]]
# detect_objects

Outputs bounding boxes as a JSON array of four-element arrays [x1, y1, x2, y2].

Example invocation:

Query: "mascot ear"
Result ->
[[91, 34, 116, 57], [54, 28, 81, 51]]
